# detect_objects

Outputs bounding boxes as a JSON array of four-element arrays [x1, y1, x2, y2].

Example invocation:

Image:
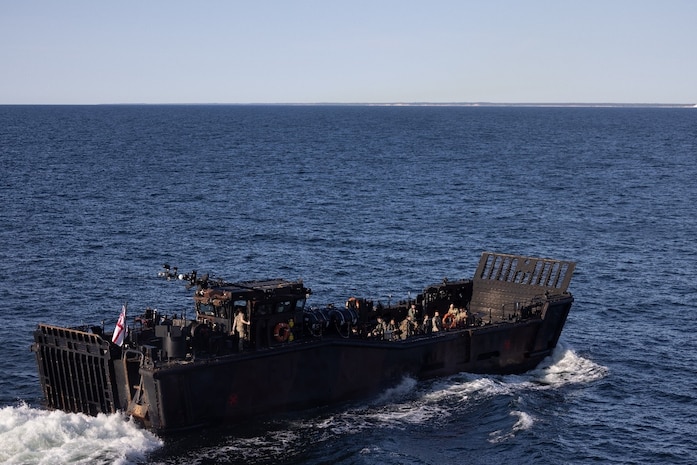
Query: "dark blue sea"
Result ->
[[1, 105, 695, 465]]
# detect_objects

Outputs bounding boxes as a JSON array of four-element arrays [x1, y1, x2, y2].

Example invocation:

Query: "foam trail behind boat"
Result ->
[[0, 403, 162, 465]]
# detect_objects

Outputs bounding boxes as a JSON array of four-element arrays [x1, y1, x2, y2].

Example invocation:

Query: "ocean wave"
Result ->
[[0, 403, 162, 465], [526, 343, 609, 387], [286, 344, 606, 435], [487, 410, 535, 443], [420, 343, 608, 405]]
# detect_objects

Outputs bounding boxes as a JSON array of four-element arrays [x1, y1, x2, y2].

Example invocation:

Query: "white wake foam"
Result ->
[[297, 344, 607, 435], [488, 410, 535, 443], [524, 343, 609, 387], [0, 403, 162, 465], [372, 376, 418, 404]]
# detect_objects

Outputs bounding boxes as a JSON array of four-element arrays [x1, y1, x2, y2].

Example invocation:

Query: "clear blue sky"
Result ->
[[2, 0, 695, 104]]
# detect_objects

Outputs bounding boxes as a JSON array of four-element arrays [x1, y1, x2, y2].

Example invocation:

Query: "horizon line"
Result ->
[[1, 102, 695, 108]]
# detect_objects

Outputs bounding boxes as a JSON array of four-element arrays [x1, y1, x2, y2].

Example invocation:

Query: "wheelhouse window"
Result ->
[[198, 303, 215, 316], [276, 301, 292, 313], [233, 300, 248, 315]]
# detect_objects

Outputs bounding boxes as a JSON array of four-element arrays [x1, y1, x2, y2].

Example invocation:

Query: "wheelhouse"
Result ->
[[193, 278, 310, 350]]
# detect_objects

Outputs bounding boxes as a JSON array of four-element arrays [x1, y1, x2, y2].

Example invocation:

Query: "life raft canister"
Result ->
[[274, 322, 291, 342]]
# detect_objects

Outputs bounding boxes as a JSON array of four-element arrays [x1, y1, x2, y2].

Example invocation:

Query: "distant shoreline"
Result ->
[[1, 102, 695, 108]]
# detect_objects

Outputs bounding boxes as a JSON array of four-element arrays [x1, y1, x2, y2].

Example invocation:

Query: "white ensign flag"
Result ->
[[112, 305, 127, 346]]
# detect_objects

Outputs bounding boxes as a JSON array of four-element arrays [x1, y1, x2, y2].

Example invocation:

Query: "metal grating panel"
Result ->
[[475, 252, 575, 292], [470, 252, 575, 316], [33, 324, 118, 415]]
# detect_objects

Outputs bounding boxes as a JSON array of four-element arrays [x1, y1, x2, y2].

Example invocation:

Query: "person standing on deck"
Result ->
[[233, 309, 250, 351], [432, 311, 442, 332]]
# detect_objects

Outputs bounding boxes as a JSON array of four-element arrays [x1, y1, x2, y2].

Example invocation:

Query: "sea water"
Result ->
[[0, 105, 695, 464]]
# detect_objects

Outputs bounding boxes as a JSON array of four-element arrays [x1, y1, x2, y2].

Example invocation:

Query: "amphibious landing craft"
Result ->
[[32, 252, 575, 433]]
